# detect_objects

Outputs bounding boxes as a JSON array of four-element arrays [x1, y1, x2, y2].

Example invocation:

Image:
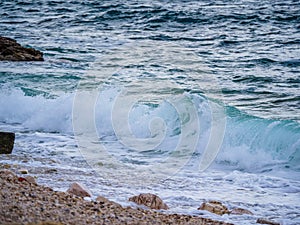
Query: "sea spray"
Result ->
[[0, 87, 299, 175]]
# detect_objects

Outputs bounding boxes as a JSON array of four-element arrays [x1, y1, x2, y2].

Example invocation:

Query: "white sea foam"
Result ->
[[0, 89, 299, 225], [0, 89, 73, 133], [0, 87, 299, 174]]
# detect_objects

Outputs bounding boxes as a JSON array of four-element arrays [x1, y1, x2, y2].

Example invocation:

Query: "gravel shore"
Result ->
[[0, 169, 233, 225]]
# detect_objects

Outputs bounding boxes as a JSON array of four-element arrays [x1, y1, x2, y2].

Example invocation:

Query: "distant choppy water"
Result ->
[[1, 0, 299, 120], [0, 1, 300, 224]]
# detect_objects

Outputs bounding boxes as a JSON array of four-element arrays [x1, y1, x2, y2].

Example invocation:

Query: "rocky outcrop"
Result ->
[[198, 200, 230, 215], [0, 36, 44, 61], [129, 193, 169, 210], [0, 132, 15, 154], [67, 182, 92, 197]]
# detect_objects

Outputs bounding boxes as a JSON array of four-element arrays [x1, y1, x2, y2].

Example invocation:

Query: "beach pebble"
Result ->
[[19, 169, 28, 174], [96, 196, 122, 208], [96, 195, 111, 203], [198, 200, 230, 215], [67, 182, 92, 197], [18, 177, 26, 182], [24, 175, 37, 185], [0, 169, 16, 178], [129, 193, 169, 210], [230, 207, 253, 215]]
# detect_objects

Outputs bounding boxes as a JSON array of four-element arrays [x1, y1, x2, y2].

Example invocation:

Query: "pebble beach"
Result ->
[[1, 0, 299, 224], [0, 169, 232, 225]]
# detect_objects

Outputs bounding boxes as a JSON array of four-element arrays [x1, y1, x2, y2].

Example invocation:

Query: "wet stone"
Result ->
[[257, 218, 280, 225], [0, 132, 15, 154], [0, 36, 44, 61], [198, 200, 230, 215], [67, 182, 92, 198], [129, 193, 169, 210], [230, 207, 253, 215]]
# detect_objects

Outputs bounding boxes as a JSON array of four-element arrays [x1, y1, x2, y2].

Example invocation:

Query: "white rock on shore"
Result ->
[[67, 182, 92, 197]]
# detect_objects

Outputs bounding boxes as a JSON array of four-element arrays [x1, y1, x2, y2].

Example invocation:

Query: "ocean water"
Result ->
[[0, 0, 299, 224]]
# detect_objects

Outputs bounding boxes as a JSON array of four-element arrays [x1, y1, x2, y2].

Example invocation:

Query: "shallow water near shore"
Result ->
[[1, 125, 299, 225], [1, 0, 300, 224]]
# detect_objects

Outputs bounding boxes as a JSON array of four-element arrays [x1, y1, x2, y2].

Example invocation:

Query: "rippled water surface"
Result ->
[[1, 0, 299, 120]]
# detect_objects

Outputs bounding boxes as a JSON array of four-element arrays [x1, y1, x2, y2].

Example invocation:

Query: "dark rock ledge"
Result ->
[[0, 36, 44, 61]]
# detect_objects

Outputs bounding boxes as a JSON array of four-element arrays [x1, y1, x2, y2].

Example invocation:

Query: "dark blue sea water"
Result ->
[[0, 1, 299, 224]]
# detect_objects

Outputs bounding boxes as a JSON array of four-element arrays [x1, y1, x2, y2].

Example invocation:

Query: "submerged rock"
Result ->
[[0, 36, 44, 61], [67, 182, 92, 197], [129, 193, 169, 210], [0, 131, 15, 154], [230, 207, 253, 215], [198, 200, 230, 215], [256, 218, 280, 225]]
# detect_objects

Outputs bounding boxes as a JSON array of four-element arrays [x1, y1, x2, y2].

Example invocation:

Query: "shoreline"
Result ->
[[0, 168, 233, 225]]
